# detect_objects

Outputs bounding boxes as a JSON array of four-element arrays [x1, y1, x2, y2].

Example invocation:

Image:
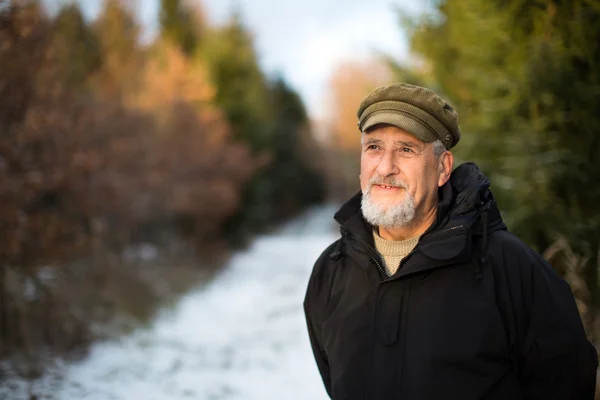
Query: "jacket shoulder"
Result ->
[[486, 230, 558, 276], [485, 229, 574, 309], [304, 239, 343, 306]]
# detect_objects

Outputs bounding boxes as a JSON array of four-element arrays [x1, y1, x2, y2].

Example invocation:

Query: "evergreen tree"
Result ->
[[52, 3, 102, 88], [159, 0, 202, 55], [200, 14, 325, 238], [400, 0, 600, 335], [92, 0, 141, 97], [256, 78, 325, 221], [201, 14, 271, 150]]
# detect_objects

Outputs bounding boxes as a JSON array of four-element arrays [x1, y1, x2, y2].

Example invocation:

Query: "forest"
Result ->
[[0, 0, 325, 376]]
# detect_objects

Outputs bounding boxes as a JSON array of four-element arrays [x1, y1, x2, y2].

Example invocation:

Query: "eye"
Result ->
[[366, 144, 380, 151], [400, 147, 414, 153]]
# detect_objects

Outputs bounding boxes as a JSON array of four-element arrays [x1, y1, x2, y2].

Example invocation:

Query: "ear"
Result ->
[[437, 151, 454, 187]]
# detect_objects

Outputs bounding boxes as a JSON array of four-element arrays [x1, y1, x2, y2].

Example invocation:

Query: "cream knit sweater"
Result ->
[[373, 229, 420, 276]]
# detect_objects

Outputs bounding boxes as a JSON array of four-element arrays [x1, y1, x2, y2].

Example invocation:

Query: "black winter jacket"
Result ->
[[304, 163, 597, 400]]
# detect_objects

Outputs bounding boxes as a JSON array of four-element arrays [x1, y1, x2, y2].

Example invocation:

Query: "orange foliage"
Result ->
[[130, 40, 214, 109], [0, 1, 260, 268], [0, 2, 259, 362], [122, 39, 258, 239], [0, 3, 278, 382]]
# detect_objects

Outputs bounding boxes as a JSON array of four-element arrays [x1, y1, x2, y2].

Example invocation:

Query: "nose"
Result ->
[[375, 149, 399, 177]]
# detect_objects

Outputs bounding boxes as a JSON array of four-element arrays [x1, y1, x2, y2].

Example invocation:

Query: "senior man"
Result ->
[[303, 83, 598, 399]]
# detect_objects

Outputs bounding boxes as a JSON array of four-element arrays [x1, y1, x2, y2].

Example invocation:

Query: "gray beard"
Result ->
[[361, 181, 416, 228]]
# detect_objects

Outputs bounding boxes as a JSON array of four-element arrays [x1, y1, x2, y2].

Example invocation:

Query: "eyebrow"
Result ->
[[362, 137, 425, 150], [393, 140, 421, 148], [363, 138, 421, 147], [363, 138, 383, 146]]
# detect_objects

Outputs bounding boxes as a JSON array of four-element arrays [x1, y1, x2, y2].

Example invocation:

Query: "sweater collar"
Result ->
[[373, 229, 420, 256]]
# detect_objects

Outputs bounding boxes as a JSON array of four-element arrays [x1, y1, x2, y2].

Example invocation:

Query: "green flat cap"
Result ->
[[357, 83, 461, 149]]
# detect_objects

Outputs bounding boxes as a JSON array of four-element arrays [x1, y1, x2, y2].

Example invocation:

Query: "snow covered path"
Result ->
[[15, 205, 338, 400]]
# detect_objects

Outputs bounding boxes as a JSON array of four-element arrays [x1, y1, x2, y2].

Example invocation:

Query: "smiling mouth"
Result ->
[[375, 184, 401, 190]]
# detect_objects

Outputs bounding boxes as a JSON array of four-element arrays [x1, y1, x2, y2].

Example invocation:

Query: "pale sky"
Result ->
[[76, 0, 428, 120], [201, 0, 428, 121], [201, 0, 427, 120]]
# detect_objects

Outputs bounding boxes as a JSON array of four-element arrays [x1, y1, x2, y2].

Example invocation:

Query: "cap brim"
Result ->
[[361, 112, 439, 143]]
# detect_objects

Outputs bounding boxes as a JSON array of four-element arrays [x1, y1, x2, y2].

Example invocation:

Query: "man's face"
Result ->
[[360, 125, 447, 228]]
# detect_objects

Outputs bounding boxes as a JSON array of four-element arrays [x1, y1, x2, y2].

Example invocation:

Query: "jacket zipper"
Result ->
[[424, 224, 465, 238], [341, 222, 468, 399], [342, 230, 388, 278]]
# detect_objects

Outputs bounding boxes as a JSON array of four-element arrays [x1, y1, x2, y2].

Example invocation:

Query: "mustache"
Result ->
[[365, 176, 408, 192]]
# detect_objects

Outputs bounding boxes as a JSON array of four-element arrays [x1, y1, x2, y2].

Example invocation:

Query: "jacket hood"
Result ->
[[443, 162, 506, 236], [333, 162, 506, 273]]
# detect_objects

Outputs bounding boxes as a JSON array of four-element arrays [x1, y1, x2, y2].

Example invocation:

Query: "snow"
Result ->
[[2, 205, 339, 400]]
